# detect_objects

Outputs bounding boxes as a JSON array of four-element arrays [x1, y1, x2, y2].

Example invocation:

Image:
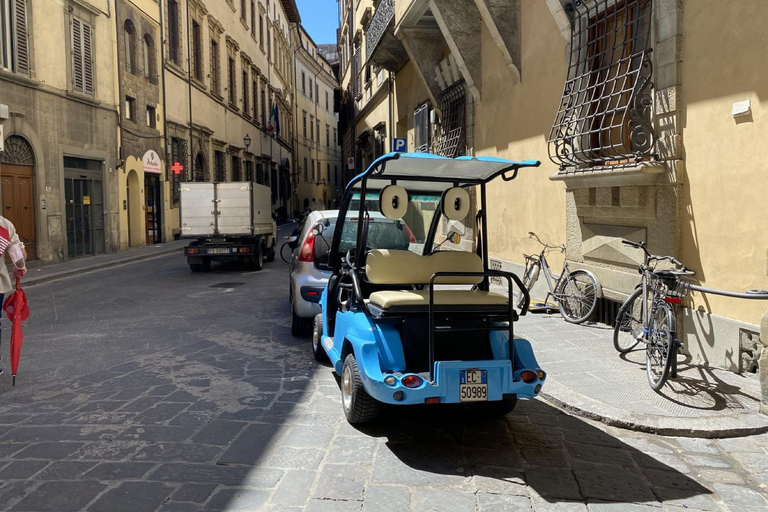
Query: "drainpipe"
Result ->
[[113, 1, 125, 170], [388, 70, 393, 153], [185, 0, 194, 182], [159, 0, 170, 242]]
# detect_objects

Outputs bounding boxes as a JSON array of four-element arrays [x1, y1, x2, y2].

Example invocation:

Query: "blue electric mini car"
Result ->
[[311, 152, 547, 424]]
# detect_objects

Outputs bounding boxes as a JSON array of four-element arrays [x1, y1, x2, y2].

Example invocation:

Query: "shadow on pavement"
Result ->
[[358, 398, 710, 505]]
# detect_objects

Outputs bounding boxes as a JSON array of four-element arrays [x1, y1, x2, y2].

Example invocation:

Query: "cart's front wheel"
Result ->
[[312, 314, 329, 362], [341, 354, 380, 424], [557, 270, 599, 324]]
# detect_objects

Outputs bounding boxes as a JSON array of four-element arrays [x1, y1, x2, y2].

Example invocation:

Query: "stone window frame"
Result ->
[[0, 0, 32, 76], [251, 65, 260, 124], [67, 2, 96, 96], [165, 0, 183, 69], [225, 36, 240, 110], [208, 14, 224, 99], [241, 53, 252, 118], [188, 0, 207, 85]]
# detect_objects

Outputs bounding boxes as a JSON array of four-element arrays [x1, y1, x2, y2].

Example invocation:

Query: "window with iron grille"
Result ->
[[414, 102, 430, 153], [436, 79, 467, 158], [214, 150, 226, 182], [170, 137, 187, 206], [231, 155, 242, 181], [548, 0, 655, 171], [245, 160, 254, 181]]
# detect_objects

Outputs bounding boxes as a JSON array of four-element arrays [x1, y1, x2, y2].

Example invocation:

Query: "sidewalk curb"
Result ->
[[21, 246, 184, 288], [540, 390, 768, 439]]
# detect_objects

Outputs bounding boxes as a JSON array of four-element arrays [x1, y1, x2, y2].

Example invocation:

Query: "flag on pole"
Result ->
[[267, 103, 280, 137]]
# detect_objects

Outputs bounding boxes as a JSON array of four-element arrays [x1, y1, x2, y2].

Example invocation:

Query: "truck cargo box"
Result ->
[[180, 182, 273, 237]]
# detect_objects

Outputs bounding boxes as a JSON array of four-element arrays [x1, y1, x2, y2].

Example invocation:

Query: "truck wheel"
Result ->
[[341, 354, 380, 424], [250, 251, 264, 271], [265, 240, 276, 262], [190, 259, 211, 272], [312, 314, 329, 362]]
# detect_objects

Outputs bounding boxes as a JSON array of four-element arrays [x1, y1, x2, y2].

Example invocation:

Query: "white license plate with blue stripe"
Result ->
[[459, 369, 487, 402]]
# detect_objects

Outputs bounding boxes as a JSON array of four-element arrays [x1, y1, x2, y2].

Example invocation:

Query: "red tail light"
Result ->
[[401, 375, 423, 388], [519, 370, 537, 383], [425, 397, 441, 404], [665, 296, 682, 304], [404, 224, 416, 244], [299, 234, 315, 262]]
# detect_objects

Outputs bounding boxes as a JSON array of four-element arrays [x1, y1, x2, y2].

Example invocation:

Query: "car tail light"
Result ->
[[401, 375, 423, 388], [519, 370, 537, 383], [665, 296, 682, 304], [299, 233, 315, 262], [425, 397, 440, 404], [404, 224, 416, 243], [241, 247, 252, 254], [187, 248, 199, 254], [536, 369, 546, 380]]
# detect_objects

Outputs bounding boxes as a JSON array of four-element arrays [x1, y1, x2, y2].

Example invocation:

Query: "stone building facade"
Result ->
[[0, 0, 120, 263], [347, 0, 768, 387], [293, 25, 342, 212]]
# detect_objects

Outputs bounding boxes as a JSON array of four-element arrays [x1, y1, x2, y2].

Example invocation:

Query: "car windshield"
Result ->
[[341, 191, 441, 255]]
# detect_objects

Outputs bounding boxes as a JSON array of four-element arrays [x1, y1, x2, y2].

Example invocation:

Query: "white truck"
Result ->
[[180, 182, 277, 272]]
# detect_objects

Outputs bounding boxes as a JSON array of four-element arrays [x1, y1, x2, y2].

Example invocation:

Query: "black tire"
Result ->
[[646, 302, 675, 391], [280, 242, 292, 264], [341, 354, 380, 424], [189, 259, 211, 272], [312, 314, 329, 362], [291, 306, 310, 337], [265, 240, 276, 262], [250, 250, 264, 271], [614, 287, 644, 353], [557, 270, 599, 324]]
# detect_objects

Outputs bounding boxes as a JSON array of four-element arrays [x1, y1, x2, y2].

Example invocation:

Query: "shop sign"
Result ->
[[143, 150, 162, 174]]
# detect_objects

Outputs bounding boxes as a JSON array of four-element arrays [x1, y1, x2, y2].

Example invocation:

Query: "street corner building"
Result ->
[[338, 0, 768, 405]]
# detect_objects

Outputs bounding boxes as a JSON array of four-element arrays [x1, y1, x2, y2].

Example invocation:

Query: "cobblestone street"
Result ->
[[0, 232, 766, 511]]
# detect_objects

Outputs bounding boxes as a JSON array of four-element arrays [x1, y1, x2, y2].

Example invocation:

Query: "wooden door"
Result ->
[[1, 164, 36, 260]]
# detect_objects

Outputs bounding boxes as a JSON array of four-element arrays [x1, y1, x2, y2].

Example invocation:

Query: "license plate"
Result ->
[[207, 248, 230, 254], [459, 369, 487, 402]]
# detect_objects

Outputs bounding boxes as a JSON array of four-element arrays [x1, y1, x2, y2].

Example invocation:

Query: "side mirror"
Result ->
[[287, 235, 299, 249], [312, 223, 325, 236]]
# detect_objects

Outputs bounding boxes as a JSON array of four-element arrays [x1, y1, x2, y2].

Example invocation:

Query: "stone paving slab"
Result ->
[[515, 313, 768, 438]]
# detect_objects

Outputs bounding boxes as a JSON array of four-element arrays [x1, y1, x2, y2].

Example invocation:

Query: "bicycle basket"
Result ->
[[650, 271, 692, 299]]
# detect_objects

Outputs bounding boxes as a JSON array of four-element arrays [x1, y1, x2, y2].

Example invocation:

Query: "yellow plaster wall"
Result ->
[[477, 0, 568, 270], [680, 0, 768, 324], [120, 156, 147, 248]]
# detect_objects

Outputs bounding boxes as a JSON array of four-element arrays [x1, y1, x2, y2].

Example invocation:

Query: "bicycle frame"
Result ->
[[524, 250, 568, 303]]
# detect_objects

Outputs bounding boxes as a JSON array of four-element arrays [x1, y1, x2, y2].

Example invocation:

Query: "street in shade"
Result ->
[[0, 230, 763, 511]]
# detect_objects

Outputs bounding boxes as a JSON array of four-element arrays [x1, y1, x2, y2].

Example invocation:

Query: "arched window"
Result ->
[[124, 20, 137, 74], [143, 34, 156, 84], [194, 153, 206, 182]]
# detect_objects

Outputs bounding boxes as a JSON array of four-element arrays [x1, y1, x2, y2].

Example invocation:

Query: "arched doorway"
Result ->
[[126, 169, 143, 246], [0, 135, 37, 259]]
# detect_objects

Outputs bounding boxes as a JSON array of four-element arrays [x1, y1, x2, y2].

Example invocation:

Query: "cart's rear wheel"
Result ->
[[341, 354, 380, 424], [312, 314, 329, 362]]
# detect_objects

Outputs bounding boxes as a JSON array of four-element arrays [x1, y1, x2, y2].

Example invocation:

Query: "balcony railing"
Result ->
[[365, 0, 394, 62]]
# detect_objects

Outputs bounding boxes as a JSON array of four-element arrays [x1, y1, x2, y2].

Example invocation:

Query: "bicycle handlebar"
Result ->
[[528, 232, 565, 252], [621, 239, 686, 270]]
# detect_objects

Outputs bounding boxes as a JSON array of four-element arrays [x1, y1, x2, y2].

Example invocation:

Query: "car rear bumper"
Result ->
[[292, 267, 330, 319], [360, 359, 545, 406]]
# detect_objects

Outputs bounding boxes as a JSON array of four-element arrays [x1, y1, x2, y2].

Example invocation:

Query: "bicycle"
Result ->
[[613, 240, 695, 391], [516, 232, 600, 324]]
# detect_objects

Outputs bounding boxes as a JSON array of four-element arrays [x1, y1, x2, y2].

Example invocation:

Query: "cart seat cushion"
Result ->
[[369, 290, 508, 309], [366, 249, 483, 285]]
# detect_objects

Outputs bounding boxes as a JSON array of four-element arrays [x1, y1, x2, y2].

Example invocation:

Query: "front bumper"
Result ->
[[360, 359, 544, 406]]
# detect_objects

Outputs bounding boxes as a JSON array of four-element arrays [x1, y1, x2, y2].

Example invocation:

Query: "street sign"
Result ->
[[347, 157, 354, 170], [393, 137, 407, 152], [171, 162, 184, 175]]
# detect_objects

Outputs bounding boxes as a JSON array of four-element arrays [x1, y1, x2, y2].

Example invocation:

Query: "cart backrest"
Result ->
[[366, 249, 483, 285]]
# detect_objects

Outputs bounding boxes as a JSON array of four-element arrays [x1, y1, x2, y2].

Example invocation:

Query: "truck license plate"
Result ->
[[459, 369, 487, 402], [208, 248, 230, 254]]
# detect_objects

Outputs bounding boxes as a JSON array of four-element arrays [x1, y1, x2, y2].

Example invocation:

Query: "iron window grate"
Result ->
[[548, 0, 656, 172], [436, 79, 467, 158]]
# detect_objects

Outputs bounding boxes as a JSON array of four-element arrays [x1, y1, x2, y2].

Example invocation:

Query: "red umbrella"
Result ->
[[4, 278, 29, 386]]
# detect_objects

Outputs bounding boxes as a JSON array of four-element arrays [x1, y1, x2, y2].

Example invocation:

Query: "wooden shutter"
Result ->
[[13, 0, 29, 75], [82, 22, 94, 94], [71, 17, 84, 92]]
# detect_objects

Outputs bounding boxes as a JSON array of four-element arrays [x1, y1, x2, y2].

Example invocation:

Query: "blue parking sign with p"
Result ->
[[393, 138, 407, 153]]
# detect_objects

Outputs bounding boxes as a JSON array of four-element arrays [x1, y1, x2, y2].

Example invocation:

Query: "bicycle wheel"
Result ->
[[516, 262, 540, 309], [613, 287, 644, 353], [646, 302, 675, 391], [557, 270, 599, 324]]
